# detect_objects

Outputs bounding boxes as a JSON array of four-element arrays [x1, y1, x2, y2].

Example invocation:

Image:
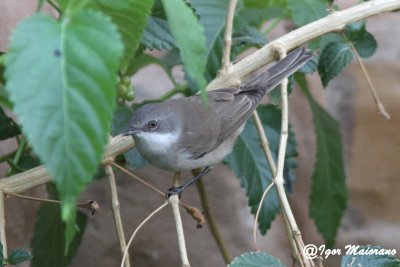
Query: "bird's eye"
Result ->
[[148, 120, 158, 130]]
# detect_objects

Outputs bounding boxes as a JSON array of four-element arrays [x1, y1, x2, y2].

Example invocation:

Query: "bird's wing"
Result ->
[[180, 47, 313, 159], [178, 88, 261, 159]]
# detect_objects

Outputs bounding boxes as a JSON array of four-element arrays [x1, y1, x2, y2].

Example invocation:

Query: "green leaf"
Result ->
[[5, 11, 122, 220], [287, 0, 328, 26], [93, 0, 154, 70], [141, 16, 176, 50], [224, 105, 297, 234], [317, 41, 353, 87], [161, 0, 207, 97], [228, 251, 285, 267], [345, 21, 377, 58], [296, 73, 346, 248], [31, 184, 88, 267], [7, 249, 32, 265], [299, 54, 318, 74], [190, 0, 228, 49], [341, 246, 400, 267], [6, 10, 123, 247], [112, 104, 148, 168], [0, 107, 20, 140]]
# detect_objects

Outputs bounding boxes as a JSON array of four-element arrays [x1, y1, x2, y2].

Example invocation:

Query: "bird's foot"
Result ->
[[165, 186, 183, 199]]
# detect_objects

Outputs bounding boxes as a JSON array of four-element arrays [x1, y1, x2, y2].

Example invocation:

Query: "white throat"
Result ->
[[136, 131, 178, 149]]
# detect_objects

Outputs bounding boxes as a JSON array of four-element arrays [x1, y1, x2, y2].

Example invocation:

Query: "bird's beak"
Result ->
[[122, 128, 140, 136]]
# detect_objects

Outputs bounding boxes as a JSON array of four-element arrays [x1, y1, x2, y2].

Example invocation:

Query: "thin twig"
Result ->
[[111, 163, 205, 225], [5, 192, 99, 215], [252, 181, 274, 250], [120, 201, 168, 267], [348, 41, 390, 119], [105, 163, 131, 267], [196, 178, 231, 264], [252, 111, 299, 260], [112, 162, 164, 196], [46, 0, 62, 14], [272, 45, 314, 267], [221, 0, 238, 72], [252, 112, 277, 174], [0, 192, 7, 259]]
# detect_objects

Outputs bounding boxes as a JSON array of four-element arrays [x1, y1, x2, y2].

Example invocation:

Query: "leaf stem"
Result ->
[[6, 137, 27, 175], [345, 36, 390, 119], [137, 84, 190, 106], [195, 178, 231, 264]]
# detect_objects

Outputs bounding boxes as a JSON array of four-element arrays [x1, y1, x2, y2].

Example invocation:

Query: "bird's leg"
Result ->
[[166, 166, 213, 198]]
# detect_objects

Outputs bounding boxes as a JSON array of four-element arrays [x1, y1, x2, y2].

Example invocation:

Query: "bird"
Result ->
[[123, 47, 312, 197]]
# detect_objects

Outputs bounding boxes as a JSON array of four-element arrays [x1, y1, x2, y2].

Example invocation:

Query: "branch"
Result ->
[[0, 192, 7, 259], [5, 192, 99, 215], [0, 135, 134, 193], [221, 0, 238, 71], [272, 45, 313, 267], [170, 194, 191, 267], [207, 0, 400, 90], [105, 163, 131, 267]]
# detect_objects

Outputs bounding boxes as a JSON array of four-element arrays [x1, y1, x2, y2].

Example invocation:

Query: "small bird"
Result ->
[[123, 47, 312, 197]]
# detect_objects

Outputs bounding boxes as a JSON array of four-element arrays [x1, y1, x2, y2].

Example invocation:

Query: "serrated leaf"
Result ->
[[318, 41, 353, 87], [228, 251, 285, 267], [161, 0, 207, 97], [7, 249, 32, 265], [190, 0, 229, 49], [287, 0, 328, 26], [93, 0, 154, 71], [141, 16, 176, 50], [299, 54, 318, 74], [0, 107, 20, 140], [112, 104, 148, 168], [296, 73, 346, 248], [224, 105, 297, 234], [232, 26, 268, 48], [5, 11, 122, 221], [341, 246, 400, 267], [345, 21, 377, 58], [31, 184, 87, 267]]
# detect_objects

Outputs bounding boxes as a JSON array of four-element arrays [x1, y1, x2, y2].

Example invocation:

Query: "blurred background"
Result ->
[[1, 0, 399, 266]]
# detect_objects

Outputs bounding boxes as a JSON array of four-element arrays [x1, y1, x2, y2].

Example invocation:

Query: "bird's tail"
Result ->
[[242, 47, 313, 93]]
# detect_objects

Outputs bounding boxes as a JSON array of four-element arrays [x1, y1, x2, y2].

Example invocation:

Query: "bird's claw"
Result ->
[[165, 186, 183, 199]]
